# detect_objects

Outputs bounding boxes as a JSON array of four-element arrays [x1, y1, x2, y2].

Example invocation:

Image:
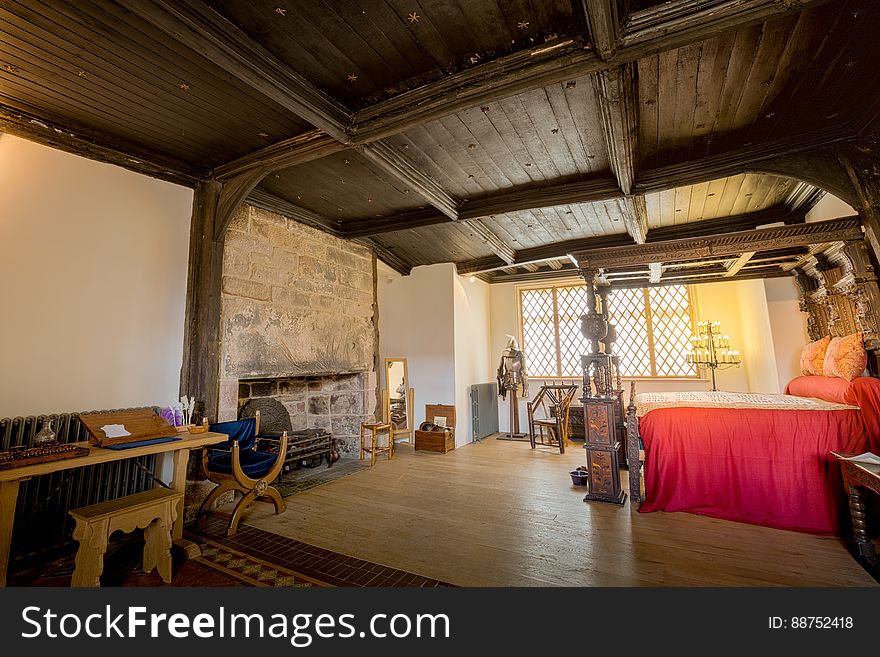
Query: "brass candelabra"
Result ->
[[686, 320, 742, 392]]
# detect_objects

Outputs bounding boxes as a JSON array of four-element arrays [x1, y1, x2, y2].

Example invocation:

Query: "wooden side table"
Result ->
[[831, 452, 879, 569], [360, 422, 393, 466]]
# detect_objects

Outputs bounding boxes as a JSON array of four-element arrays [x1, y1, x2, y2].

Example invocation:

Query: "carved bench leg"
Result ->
[[847, 485, 877, 560], [71, 518, 109, 587], [143, 513, 174, 584]]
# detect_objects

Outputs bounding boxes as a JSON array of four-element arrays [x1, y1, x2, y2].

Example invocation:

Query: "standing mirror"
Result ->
[[384, 358, 413, 443]]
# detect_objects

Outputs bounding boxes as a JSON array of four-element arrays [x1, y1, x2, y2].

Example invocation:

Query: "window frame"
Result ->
[[515, 279, 702, 381]]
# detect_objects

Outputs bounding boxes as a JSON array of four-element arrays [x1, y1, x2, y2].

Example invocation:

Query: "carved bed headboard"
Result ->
[[793, 239, 880, 374]]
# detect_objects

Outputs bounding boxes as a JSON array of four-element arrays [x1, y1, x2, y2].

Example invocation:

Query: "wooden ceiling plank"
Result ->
[[43, 1, 305, 137], [438, 111, 520, 190], [358, 139, 460, 220], [647, 205, 797, 241], [573, 216, 862, 270], [351, 237, 413, 276], [669, 42, 702, 156], [0, 101, 202, 185], [116, 0, 351, 142], [544, 81, 599, 176], [690, 32, 735, 157]]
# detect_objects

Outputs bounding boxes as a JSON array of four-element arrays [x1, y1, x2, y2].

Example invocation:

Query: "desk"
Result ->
[[832, 452, 880, 566], [0, 431, 226, 586]]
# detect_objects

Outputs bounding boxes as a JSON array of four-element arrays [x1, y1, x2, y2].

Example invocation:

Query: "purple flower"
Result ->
[[160, 407, 176, 426]]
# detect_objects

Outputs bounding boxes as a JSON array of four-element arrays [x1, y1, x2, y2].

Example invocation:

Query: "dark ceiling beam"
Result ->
[[117, 0, 350, 142], [785, 182, 825, 214], [622, 0, 836, 53], [634, 126, 855, 195], [646, 205, 804, 241], [348, 0, 831, 143], [592, 62, 645, 242], [455, 232, 634, 275], [573, 216, 863, 270], [609, 267, 791, 289], [213, 130, 346, 181], [0, 102, 202, 186], [353, 238, 413, 276], [358, 140, 459, 220], [245, 188, 343, 237], [349, 37, 597, 144], [457, 221, 516, 265], [341, 175, 622, 237], [579, 0, 621, 61], [489, 265, 581, 284]]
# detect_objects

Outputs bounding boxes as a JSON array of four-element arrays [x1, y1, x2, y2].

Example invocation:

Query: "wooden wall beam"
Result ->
[[0, 102, 203, 186], [117, 0, 350, 142], [180, 181, 224, 422], [724, 252, 756, 277], [573, 217, 863, 269]]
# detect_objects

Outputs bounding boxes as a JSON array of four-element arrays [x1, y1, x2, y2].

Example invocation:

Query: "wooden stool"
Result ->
[[69, 488, 183, 587], [360, 422, 393, 465]]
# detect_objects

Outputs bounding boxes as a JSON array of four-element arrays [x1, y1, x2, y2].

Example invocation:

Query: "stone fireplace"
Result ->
[[236, 372, 377, 454]]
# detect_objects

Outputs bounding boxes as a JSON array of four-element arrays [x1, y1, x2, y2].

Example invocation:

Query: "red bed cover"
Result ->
[[638, 377, 880, 534]]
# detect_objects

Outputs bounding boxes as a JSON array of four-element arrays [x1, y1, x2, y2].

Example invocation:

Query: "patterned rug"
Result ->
[[194, 536, 325, 587], [187, 513, 455, 587]]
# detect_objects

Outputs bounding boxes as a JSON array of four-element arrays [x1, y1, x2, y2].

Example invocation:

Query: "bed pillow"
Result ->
[[785, 375, 850, 404], [800, 336, 830, 375], [823, 332, 868, 381]]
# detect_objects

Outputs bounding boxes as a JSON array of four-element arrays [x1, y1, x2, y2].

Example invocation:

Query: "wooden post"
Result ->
[[626, 382, 641, 507], [0, 480, 21, 587]]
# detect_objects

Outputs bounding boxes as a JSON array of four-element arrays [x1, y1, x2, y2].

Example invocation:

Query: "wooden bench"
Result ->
[[69, 488, 183, 587]]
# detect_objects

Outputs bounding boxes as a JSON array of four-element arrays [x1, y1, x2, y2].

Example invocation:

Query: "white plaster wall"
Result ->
[[0, 135, 192, 417], [764, 277, 809, 391], [377, 262, 456, 437], [453, 274, 492, 445]]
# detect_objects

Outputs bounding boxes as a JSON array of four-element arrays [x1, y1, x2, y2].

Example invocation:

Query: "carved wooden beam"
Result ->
[[579, 0, 621, 61], [573, 217, 863, 269], [609, 266, 791, 289], [245, 188, 343, 236], [0, 102, 203, 186], [358, 141, 459, 220], [117, 0, 350, 141]]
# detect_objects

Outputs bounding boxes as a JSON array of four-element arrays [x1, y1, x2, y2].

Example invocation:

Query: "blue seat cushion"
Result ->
[[209, 417, 258, 451], [208, 448, 278, 477]]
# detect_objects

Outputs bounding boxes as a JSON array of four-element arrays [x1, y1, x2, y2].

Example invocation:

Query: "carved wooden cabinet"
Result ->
[[582, 398, 625, 504]]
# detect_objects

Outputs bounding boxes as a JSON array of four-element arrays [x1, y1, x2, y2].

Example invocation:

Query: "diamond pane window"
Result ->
[[518, 283, 697, 378]]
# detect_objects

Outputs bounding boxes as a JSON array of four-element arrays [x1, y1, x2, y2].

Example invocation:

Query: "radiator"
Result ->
[[0, 410, 156, 564], [470, 382, 499, 441]]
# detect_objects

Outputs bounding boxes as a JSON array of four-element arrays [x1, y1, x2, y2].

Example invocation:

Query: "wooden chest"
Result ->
[[414, 404, 455, 454]]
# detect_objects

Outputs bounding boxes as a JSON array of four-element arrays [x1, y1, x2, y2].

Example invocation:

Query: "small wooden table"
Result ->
[[360, 422, 393, 465], [0, 431, 227, 586], [831, 452, 880, 567]]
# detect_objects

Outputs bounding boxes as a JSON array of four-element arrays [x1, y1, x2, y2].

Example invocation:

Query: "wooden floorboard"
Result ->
[[237, 437, 877, 587]]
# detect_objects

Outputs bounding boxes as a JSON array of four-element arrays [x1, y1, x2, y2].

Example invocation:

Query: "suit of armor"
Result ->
[[497, 336, 528, 400]]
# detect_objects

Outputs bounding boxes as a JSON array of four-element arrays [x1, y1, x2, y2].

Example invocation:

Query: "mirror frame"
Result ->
[[384, 357, 413, 441]]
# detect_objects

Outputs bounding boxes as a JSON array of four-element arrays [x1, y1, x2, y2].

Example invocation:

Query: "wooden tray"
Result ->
[[78, 409, 175, 447], [0, 443, 89, 470]]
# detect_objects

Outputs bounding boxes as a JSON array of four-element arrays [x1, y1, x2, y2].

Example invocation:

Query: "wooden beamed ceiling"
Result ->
[[0, 0, 874, 280]]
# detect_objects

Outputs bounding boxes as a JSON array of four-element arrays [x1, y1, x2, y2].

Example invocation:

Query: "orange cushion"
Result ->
[[799, 336, 830, 376], [823, 332, 868, 381]]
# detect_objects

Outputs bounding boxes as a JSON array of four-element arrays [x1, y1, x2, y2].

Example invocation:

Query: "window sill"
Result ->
[[526, 376, 707, 383]]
